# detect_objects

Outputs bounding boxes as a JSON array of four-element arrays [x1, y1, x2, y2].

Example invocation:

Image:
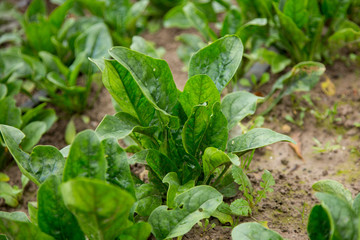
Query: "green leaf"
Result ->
[[28, 202, 38, 226], [164, 5, 191, 28], [37, 176, 84, 240], [230, 199, 251, 216], [221, 91, 262, 130], [0, 211, 54, 240], [312, 179, 353, 205], [101, 59, 155, 126], [274, 3, 308, 50], [232, 222, 284, 240], [228, 128, 295, 155], [65, 119, 76, 145], [354, 193, 360, 216], [202, 147, 231, 181], [63, 130, 106, 182], [163, 172, 195, 209], [0, 97, 21, 128], [283, 0, 308, 28], [0, 84, 7, 100], [183, 2, 217, 41], [130, 36, 164, 59], [179, 74, 220, 117], [232, 165, 253, 192], [118, 222, 152, 240], [48, 0, 73, 29], [221, 8, 243, 36], [95, 112, 157, 140], [0, 182, 22, 207], [148, 186, 223, 240], [328, 28, 360, 50], [307, 205, 332, 240], [189, 35, 243, 93], [315, 192, 359, 240], [21, 104, 57, 131], [182, 105, 210, 156], [252, 48, 291, 74], [145, 149, 178, 180], [28, 146, 65, 183], [256, 170, 275, 203], [61, 178, 135, 240], [0, 125, 65, 185], [101, 137, 135, 198], [74, 22, 113, 73], [21, 121, 47, 152], [135, 183, 162, 217], [109, 47, 178, 113], [24, 0, 46, 22], [200, 102, 228, 151]]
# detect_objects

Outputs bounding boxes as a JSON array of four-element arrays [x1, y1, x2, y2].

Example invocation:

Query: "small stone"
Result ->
[[322, 170, 328, 176], [282, 124, 291, 133]]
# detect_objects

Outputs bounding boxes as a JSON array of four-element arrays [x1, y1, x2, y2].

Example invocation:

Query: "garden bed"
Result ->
[[1, 26, 359, 239]]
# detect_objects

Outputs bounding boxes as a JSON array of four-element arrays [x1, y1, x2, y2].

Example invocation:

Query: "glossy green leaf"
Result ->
[[202, 147, 231, 180], [95, 112, 157, 140], [118, 222, 152, 240], [312, 179, 353, 204], [109, 47, 178, 113], [163, 172, 195, 209], [189, 35, 243, 93], [63, 130, 106, 182], [0, 125, 65, 185], [232, 222, 284, 240], [101, 137, 135, 198], [179, 74, 220, 117], [0, 211, 54, 240], [38, 176, 84, 240], [145, 149, 178, 180], [29, 146, 65, 183], [307, 205, 332, 240], [182, 105, 210, 156], [183, 2, 217, 41], [21, 104, 57, 131], [61, 178, 135, 240], [149, 186, 223, 240], [0, 97, 21, 128], [228, 128, 295, 155], [135, 183, 162, 217], [316, 192, 359, 240], [0, 84, 7, 100], [28, 202, 38, 226], [283, 0, 308, 28], [101, 59, 155, 126], [21, 121, 47, 152], [201, 102, 228, 151], [221, 91, 262, 130]]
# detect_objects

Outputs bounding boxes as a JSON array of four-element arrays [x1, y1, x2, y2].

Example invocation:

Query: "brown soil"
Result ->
[[1, 26, 360, 240]]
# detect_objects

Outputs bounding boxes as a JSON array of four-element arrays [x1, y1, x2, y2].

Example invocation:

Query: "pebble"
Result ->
[[281, 159, 289, 165]]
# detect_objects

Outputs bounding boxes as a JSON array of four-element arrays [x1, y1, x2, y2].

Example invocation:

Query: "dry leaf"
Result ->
[[289, 133, 304, 161], [321, 75, 336, 96]]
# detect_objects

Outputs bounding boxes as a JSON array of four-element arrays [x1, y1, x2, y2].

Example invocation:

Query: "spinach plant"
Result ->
[[17, 0, 113, 113], [0, 173, 29, 208], [0, 126, 152, 240], [0, 59, 57, 169], [91, 35, 294, 238], [71, 0, 149, 47], [237, 0, 360, 63], [231, 179, 360, 240]]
